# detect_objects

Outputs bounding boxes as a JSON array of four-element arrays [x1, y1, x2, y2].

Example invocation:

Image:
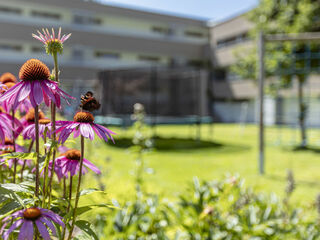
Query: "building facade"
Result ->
[[1, 0, 319, 125], [0, 0, 209, 104], [210, 14, 320, 127]]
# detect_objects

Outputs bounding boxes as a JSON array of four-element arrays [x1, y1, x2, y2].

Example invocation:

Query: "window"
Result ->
[[184, 30, 205, 38], [73, 15, 102, 25], [31, 46, 44, 53], [31, 10, 61, 20], [95, 51, 120, 59], [138, 55, 160, 62], [217, 32, 249, 48], [151, 26, 171, 35], [73, 49, 84, 60], [0, 6, 21, 15], [212, 68, 226, 81], [0, 44, 22, 52], [226, 70, 242, 81], [187, 59, 208, 68]]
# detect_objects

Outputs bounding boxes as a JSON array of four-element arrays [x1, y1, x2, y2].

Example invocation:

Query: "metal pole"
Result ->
[[258, 31, 265, 175], [150, 66, 157, 137]]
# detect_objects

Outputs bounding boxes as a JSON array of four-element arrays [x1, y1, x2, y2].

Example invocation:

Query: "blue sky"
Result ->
[[102, 0, 258, 21]]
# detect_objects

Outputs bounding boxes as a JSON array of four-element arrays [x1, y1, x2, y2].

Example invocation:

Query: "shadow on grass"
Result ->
[[107, 136, 250, 152], [266, 174, 320, 188], [286, 145, 320, 153]]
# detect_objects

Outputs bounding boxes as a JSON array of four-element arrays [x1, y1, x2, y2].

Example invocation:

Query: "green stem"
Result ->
[[42, 147, 52, 208], [35, 105, 40, 200], [63, 177, 67, 199], [67, 176, 73, 212], [62, 175, 73, 240], [67, 136, 85, 240], [20, 140, 34, 182], [48, 52, 58, 206], [0, 165, 3, 183]]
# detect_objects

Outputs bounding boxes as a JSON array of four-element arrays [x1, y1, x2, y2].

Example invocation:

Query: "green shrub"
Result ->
[[103, 194, 170, 240], [170, 176, 320, 240], [102, 175, 320, 239]]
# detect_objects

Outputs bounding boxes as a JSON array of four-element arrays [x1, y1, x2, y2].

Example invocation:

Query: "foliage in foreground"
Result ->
[[102, 175, 320, 240]]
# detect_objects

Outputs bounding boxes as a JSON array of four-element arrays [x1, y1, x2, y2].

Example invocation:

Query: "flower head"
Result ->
[[54, 149, 101, 178], [1, 138, 25, 153], [21, 108, 46, 128], [0, 72, 17, 89], [22, 118, 51, 140], [1, 207, 65, 240], [32, 27, 71, 55], [0, 72, 17, 84], [0, 59, 74, 109], [56, 111, 116, 143]]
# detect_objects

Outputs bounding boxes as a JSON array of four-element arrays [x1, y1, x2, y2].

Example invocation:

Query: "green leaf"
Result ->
[[75, 220, 99, 240], [77, 204, 114, 216], [0, 152, 37, 160], [0, 200, 20, 215], [0, 186, 24, 207], [0, 183, 33, 195], [79, 188, 106, 197], [65, 203, 118, 219]]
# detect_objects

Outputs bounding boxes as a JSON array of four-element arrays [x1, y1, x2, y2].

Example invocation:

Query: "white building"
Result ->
[[0, 0, 209, 92]]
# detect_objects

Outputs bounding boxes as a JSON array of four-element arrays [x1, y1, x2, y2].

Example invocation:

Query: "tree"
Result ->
[[231, 0, 320, 147]]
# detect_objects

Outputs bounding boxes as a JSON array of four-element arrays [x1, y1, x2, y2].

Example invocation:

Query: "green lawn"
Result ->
[[82, 123, 320, 206]]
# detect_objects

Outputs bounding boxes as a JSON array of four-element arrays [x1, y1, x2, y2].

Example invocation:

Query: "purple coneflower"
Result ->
[[56, 111, 116, 143], [32, 28, 71, 55], [0, 59, 74, 110], [55, 149, 101, 178], [1, 207, 65, 240], [21, 108, 46, 128], [22, 118, 51, 140]]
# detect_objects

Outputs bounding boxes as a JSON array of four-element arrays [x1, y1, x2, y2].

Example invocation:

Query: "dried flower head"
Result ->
[[134, 103, 144, 113], [32, 27, 71, 55], [80, 91, 101, 112], [285, 169, 295, 195]]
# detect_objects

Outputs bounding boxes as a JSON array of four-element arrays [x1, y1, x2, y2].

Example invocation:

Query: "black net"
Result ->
[[98, 67, 203, 117]]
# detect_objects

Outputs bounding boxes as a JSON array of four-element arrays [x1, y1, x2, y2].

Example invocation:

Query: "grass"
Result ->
[[81, 123, 320, 206]]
